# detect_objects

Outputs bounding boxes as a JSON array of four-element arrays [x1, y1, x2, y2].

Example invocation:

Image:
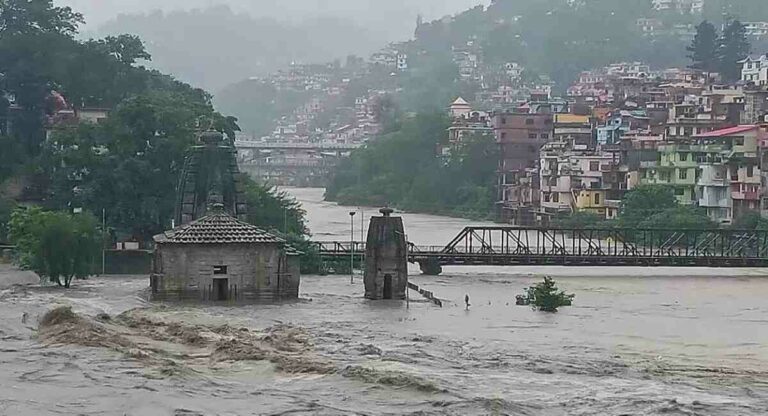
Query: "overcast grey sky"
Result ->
[[53, 0, 488, 90], [57, 0, 487, 31]]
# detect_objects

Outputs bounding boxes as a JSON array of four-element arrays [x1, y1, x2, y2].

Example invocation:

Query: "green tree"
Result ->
[[638, 206, 716, 230], [619, 186, 677, 228], [730, 211, 768, 230], [0, 196, 15, 242], [8, 207, 101, 288], [327, 113, 497, 219], [524, 276, 574, 312], [687, 21, 719, 75], [0, 0, 85, 157], [0, 0, 83, 36], [553, 211, 608, 229], [718, 19, 751, 82], [241, 177, 308, 236], [90, 34, 151, 65]]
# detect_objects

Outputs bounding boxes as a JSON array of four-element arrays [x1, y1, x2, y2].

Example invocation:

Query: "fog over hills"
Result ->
[[55, 0, 486, 90]]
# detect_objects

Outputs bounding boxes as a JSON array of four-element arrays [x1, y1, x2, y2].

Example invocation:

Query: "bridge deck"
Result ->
[[313, 227, 768, 268]]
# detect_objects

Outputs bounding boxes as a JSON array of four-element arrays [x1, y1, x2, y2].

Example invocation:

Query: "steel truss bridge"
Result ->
[[313, 227, 768, 274]]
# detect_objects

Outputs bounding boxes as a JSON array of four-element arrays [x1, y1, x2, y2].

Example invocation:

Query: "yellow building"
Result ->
[[574, 189, 607, 216]]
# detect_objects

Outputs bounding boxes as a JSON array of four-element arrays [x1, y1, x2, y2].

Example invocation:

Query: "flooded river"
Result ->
[[1, 187, 768, 415]]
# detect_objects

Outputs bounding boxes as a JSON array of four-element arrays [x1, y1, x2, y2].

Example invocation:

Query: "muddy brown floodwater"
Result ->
[[2, 187, 768, 415]]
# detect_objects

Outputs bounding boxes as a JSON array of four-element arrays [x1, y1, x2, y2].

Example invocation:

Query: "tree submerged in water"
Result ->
[[518, 277, 574, 312]]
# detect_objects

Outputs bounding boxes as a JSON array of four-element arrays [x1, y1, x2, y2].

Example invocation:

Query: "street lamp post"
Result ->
[[359, 207, 365, 242], [349, 211, 356, 284]]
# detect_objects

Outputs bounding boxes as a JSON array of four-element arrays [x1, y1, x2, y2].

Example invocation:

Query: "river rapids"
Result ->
[[0, 188, 766, 415]]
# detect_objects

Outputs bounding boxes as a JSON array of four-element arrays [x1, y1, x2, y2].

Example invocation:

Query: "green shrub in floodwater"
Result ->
[[520, 276, 574, 312]]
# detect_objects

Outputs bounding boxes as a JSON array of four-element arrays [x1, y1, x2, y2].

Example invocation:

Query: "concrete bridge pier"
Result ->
[[417, 259, 442, 276], [364, 208, 408, 300]]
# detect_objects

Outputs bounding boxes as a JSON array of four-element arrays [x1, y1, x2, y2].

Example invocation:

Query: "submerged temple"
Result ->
[[151, 130, 300, 302], [364, 208, 408, 300], [150, 206, 300, 302]]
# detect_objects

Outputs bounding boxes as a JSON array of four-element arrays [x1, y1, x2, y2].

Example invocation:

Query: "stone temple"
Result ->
[[150, 206, 300, 302], [150, 130, 300, 302]]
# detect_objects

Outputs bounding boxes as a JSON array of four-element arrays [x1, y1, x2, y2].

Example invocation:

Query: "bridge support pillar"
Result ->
[[364, 208, 408, 300], [417, 259, 442, 276]]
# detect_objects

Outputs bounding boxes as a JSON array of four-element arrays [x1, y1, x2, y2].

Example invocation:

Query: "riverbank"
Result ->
[[328, 194, 497, 223]]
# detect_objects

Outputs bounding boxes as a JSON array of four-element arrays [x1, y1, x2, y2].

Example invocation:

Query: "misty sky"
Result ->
[[56, 0, 487, 32]]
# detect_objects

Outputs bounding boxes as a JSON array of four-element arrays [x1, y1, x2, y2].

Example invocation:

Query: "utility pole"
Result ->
[[349, 211, 356, 284], [406, 233, 409, 309]]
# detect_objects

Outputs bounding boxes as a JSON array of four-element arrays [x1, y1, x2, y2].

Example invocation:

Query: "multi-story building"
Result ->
[[694, 125, 765, 222], [553, 114, 593, 149], [494, 111, 554, 224], [743, 87, 768, 124], [743, 22, 768, 39], [698, 163, 732, 224], [443, 98, 492, 157], [759, 131, 768, 218], [639, 141, 699, 205], [652, 0, 702, 14], [540, 140, 626, 220], [740, 54, 768, 86]]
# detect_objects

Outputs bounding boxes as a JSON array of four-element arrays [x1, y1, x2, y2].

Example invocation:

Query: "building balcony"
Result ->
[[698, 178, 727, 187], [639, 161, 658, 168], [732, 191, 760, 201], [541, 201, 572, 211], [698, 198, 731, 208]]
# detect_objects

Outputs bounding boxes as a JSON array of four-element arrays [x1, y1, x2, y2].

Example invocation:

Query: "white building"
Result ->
[[652, 0, 702, 14], [740, 54, 768, 86], [396, 53, 408, 71], [743, 22, 768, 39]]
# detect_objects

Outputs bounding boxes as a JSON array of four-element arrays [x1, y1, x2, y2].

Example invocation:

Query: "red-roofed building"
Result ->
[[694, 125, 766, 223]]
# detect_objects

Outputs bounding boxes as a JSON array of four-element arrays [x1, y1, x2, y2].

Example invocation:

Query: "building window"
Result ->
[[501, 117, 507, 125], [594, 193, 601, 205], [525, 118, 534, 125], [552, 193, 559, 203], [528, 133, 537, 139], [679, 169, 688, 180], [736, 138, 744, 146], [748, 165, 754, 177], [589, 161, 600, 171], [501, 132, 507, 140], [213, 265, 228, 275], [679, 153, 688, 162], [675, 187, 685, 196], [540, 134, 549, 139]]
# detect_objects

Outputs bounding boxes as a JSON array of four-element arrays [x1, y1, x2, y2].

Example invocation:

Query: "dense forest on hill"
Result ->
[[411, 0, 768, 93]]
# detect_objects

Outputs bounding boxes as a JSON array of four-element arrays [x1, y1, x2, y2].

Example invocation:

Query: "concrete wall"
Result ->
[[104, 250, 152, 275], [150, 243, 299, 302]]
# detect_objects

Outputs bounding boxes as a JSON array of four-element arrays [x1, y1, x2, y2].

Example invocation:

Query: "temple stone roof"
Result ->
[[154, 211, 284, 245]]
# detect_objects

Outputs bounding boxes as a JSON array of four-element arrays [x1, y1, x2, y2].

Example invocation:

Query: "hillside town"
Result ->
[[448, 57, 768, 225]]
